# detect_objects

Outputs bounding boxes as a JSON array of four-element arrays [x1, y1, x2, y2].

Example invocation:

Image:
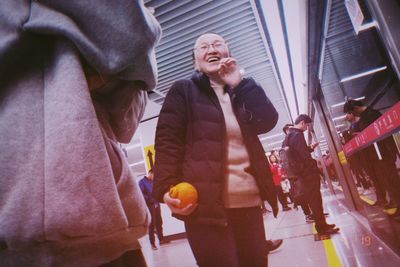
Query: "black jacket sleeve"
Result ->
[[152, 80, 189, 202], [233, 78, 278, 134], [288, 131, 318, 175], [292, 133, 312, 161]]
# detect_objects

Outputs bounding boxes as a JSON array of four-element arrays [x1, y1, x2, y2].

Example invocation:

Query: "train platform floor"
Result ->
[[139, 187, 400, 267]]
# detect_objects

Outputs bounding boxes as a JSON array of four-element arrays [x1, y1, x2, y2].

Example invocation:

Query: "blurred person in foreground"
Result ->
[[282, 115, 339, 235], [0, 1, 161, 266], [152, 33, 278, 267]]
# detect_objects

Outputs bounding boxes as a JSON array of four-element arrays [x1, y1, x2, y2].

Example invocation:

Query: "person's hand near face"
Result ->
[[310, 142, 319, 150], [218, 57, 242, 88]]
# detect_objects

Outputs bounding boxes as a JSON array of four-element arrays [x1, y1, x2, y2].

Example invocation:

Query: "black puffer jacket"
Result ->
[[282, 128, 319, 177], [153, 71, 278, 226]]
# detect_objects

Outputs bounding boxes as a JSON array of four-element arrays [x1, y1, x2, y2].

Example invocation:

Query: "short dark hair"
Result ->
[[294, 114, 312, 125], [343, 100, 364, 113], [282, 123, 293, 134]]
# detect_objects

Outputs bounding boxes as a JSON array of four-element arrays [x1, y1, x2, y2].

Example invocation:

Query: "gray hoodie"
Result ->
[[0, 1, 161, 266]]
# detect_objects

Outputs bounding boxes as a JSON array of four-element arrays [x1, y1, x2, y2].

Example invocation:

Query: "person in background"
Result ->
[[282, 123, 313, 222], [272, 150, 281, 161], [139, 170, 170, 250], [324, 151, 337, 182], [0, 1, 161, 266], [344, 100, 400, 217], [153, 32, 278, 267], [269, 155, 291, 211], [343, 113, 371, 194], [283, 115, 339, 235]]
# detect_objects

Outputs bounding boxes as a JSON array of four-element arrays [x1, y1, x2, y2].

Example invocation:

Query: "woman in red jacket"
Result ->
[[269, 155, 291, 211]]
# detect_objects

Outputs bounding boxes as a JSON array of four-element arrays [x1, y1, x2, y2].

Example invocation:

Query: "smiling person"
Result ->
[[152, 33, 278, 267]]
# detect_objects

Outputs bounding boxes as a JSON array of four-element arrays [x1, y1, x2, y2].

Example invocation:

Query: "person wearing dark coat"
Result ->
[[344, 100, 400, 218], [152, 33, 278, 267], [282, 114, 339, 235]]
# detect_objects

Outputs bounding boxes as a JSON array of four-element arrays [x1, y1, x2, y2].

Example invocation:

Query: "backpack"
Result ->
[[279, 146, 306, 204], [279, 146, 298, 179]]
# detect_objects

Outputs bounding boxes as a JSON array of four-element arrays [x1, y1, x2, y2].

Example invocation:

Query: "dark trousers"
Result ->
[[361, 149, 387, 202], [349, 156, 370, 189], [185, 207, 267, 267], [148, 203, 163, 245], [289, 179, 311, 215], [275, 185, 288, 209], [302, 173, 326, 229], [378, 159, 400, 206], [300, 203, 312, 216], [100, 249, 147, 267]]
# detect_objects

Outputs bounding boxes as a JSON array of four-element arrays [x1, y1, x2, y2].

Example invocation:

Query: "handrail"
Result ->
[[343, 101, 400, 157]]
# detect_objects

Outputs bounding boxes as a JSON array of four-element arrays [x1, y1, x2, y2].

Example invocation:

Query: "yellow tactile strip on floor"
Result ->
[[313, 224, 343, 267]]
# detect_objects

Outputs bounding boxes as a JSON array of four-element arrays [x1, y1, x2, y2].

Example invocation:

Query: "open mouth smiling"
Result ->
[[207, 56, 221, 63]]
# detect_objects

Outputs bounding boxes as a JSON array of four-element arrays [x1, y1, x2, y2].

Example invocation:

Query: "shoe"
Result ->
[[316, 226, 340, 235], [388, 209, 400, 218], [305, 215, 314, 223], [362, 189, 373, 195], [372, 200, 386, 206], [266, 239, 283, 252], [262, 208, 271, 215], [159, 239, 171, 245], [151, 244, 158, 250], [282, 206, 292, 211], [384, 202, 397, 209], [321, 223, 336, 229]]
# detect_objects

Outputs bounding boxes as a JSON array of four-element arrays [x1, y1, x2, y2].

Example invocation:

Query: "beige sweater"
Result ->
[[210, 80, 262, 208]]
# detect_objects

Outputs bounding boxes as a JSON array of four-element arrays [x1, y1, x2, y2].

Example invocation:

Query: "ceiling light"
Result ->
[[340, 66, 387, 83], [125, 143, 142, 150], [259, 132, 284, 141], [331, 96, 365, 108], [267, 140, 284, 146], [129, 161, 145, 167], [332, 115, 347, 121]]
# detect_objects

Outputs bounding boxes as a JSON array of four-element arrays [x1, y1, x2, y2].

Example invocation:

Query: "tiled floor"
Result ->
[[139, 188, 400, 267]]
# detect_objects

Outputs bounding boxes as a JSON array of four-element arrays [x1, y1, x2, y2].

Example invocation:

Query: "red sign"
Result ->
[[343, 101, 400, 156]]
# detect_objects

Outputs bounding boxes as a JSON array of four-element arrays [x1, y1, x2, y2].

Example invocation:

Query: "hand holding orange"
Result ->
[[169, 182, 198, 209]]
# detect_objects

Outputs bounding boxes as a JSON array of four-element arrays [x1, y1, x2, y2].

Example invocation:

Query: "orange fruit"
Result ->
[[169, 182, 198, 209]]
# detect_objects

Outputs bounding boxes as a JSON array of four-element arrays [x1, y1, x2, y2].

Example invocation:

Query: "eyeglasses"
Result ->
[[194, 41, 226, 53]]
